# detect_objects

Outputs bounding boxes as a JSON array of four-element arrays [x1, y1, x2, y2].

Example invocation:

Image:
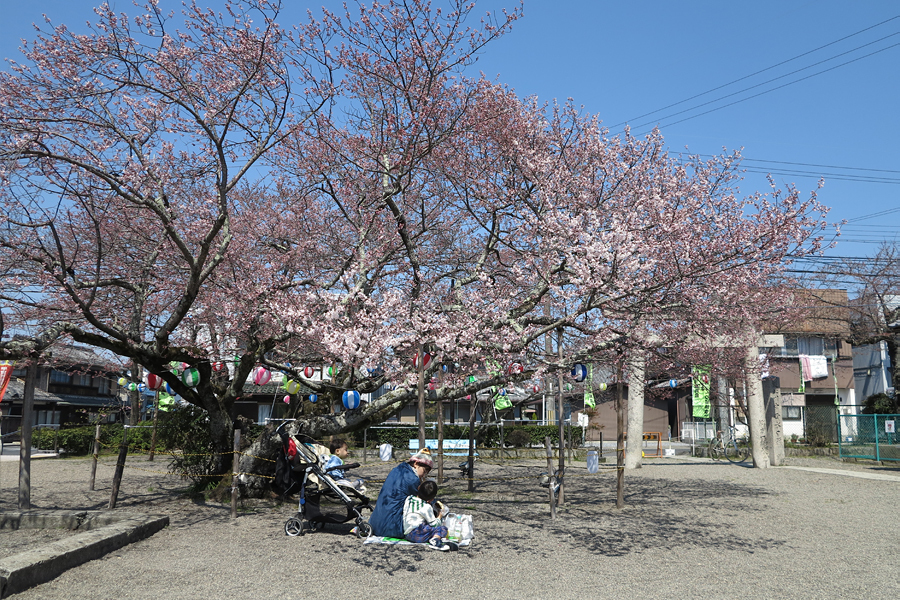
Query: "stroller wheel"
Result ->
[[284, 517, 305, 537], [356, 522, 372, 539]]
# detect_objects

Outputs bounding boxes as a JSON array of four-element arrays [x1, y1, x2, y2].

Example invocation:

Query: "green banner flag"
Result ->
[[691, 366, 711, 419], [584, 364, 595, 408], [158, 392, 175, 412]]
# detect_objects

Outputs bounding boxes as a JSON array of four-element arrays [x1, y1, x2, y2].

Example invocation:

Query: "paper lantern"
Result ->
[[508, 362, 524, 375], [212, 361, 225, 372], [182, 367, 200, 387], [165, 383, 175, 395], [127, 382, 138, 392], [669, 379, 678, 388], [571, 364, 587, 382], [702, 374, 710, 384], [598, 382, 608, 392], [180, 362, 190, 372], [137, 383, 147, 393], [309, 394, 318, 403], [283, 395, 291, 404], [497, 388, 507, 396], [233, 355, 241, 365], [412, 352, 431, 369], [328, 366, 338, 378], [253, 366, 271, 386], [303, 366, 315, 378], [342, 390, 360, 410], [283, 379, 301, 395], [531, 383, 541, 394], [117, 377, 128, 387], [428, 377, 437, 391], [565, 383, 573, 391], [146, 374, 163, 391]]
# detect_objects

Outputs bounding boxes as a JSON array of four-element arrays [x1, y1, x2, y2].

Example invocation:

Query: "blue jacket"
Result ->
[[369, 462, 420, 538]]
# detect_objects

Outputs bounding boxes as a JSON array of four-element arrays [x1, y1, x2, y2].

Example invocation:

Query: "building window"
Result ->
[[50, 370, 70, 384], [73, 374, 91, 387], [782, 406, 802, 421], [780, 336, 838, 358]]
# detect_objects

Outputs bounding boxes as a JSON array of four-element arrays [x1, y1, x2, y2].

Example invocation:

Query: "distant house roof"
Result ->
[[43, 344, 121, 373], [1, 379, 61, 404]]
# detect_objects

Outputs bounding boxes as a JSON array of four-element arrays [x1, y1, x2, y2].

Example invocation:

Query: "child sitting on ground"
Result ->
[[402, 479, 450, 551]]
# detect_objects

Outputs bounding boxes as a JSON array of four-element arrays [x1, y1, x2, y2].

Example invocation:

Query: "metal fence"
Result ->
[[838, 413, 900, 462]]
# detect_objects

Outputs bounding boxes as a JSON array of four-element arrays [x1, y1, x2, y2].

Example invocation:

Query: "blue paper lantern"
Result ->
[[571, 363, 587, 382], [342, 390, 360, 410], [165, 382, 175, 395], [669, 379, 678, 388], [308, 393, 318, 403], [137, 383, 147, 393]]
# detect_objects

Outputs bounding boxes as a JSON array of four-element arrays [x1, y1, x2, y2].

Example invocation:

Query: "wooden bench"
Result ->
[[408, 438, 478, 458]]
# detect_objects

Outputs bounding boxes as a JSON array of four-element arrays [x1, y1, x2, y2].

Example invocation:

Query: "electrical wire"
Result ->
[[611, 14, 900, 129], [630, 33, 900, 133]]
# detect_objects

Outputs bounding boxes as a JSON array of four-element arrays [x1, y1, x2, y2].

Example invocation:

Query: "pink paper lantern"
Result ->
[[283, 395, 291, 404], [253, 366, 272, 386]]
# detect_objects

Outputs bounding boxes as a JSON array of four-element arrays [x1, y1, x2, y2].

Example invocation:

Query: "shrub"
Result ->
[[862, 393, 898, 415], [505, 429, 531, 447]]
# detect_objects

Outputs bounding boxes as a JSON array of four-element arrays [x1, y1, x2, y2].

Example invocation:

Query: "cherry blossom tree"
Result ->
[[0, 0, 830, 487]]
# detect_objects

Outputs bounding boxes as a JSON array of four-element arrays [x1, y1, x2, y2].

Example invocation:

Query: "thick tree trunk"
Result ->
[[625, 350, 645, 470], [204, 399, 237, 479], [745, 344, 770, 468]]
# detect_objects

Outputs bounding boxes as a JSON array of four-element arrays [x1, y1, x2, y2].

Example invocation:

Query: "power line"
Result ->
[[631, 32, 900, 133], [611, 14, 900, 129], [638, 41, 900, 135]]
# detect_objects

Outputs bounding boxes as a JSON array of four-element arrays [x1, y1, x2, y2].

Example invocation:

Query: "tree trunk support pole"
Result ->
[[18, 359, 37, 510], [108, 427, 129, 509], [89, 424, 101, 491], [149, 391, 160, 461], [545, 436, 556, 519], [231, 428, 241, 518]]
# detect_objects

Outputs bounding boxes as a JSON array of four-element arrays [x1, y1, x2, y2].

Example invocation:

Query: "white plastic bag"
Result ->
[[586, 449, 599, 474], [379, 443, 393, 462], [444, 513, 474, 542]]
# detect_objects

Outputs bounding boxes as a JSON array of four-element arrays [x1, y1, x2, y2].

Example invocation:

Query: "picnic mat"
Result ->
[[363, 536, 471, 547]]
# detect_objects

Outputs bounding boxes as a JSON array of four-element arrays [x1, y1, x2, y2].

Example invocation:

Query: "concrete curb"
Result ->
[[0, 511, 169, 597]]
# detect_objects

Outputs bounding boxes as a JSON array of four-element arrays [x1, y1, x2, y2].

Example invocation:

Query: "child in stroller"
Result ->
[[276, 425, 373, 538]]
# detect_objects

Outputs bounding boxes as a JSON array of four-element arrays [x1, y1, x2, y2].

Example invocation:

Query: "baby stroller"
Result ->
[[275, 425, 373, 538]]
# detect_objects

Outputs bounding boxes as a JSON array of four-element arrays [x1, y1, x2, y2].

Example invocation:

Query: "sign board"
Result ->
[[886, 420, 896, 434]]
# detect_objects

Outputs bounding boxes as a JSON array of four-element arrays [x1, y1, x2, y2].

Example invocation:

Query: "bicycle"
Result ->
[[707, 428, 750, 463]]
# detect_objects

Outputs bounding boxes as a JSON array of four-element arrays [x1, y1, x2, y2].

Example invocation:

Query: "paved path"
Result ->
[[780, 465, 900, 482]]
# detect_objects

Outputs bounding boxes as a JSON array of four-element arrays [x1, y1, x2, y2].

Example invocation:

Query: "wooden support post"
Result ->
[[556, 327, 565, 505], [544, 436, 556, 519], [467, 395, 476, 493], [18, 359, 37, 510], [149, 391, 160, 461], [108, 427, 129, 509], [363, 427, 368, 464], [417, 344, 426, 449], [231, 428, 241, 518], [89, 424, 101, 491], [437, 397, 444, 483], [616, 371, 625, 509]]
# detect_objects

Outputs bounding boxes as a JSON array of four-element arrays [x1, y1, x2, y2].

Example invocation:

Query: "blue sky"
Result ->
[[2, 0, 898, 272]]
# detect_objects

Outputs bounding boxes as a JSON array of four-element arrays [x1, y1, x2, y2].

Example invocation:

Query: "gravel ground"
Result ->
[[1, 452, 898, 600]]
